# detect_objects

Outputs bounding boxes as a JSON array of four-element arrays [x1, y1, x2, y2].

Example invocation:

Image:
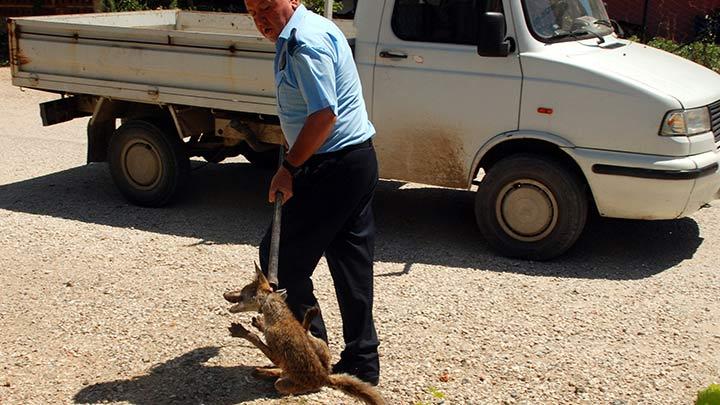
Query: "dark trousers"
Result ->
[[259, 140, 379, 375]]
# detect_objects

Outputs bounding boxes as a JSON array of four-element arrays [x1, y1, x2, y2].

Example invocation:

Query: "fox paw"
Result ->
[[228, 322, 250, 338], [251, 316, 265, 331]]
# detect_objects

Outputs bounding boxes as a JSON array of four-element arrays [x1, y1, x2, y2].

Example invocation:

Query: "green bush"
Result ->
[[630, 35, 720, 73], [303, 0, 343, 14], [697, 384, 720, 405], [100, 0, 246, 12], [100, 0, 176, 12], [100, 0, 343, 15], [649, 38, 720, 73]]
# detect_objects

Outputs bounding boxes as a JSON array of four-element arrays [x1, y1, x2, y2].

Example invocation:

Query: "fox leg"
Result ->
[[302, 306, 320, 332], [301, 307, 330, 370], [275, 377, 320, 395], [251, 366, 283, 380], [309, 336, 331, 371], [228, 323, 281, 365]]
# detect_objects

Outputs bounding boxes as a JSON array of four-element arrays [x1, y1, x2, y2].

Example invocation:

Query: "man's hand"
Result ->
[[268, 108, 336, 204], [269, 166, 293, 204]]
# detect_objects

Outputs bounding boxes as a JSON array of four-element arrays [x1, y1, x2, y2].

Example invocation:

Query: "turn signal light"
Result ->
[[537, 107, 554, 115]]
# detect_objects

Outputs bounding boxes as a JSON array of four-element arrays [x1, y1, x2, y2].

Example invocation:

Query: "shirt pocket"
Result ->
[[276, 69, 296, 113], [275, 69, 287, 112], [276, 67, 305, 115]]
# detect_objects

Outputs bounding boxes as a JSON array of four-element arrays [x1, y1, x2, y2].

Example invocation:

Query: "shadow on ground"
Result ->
[[0, 162, 704, 280], [73, 347, 277, 405]]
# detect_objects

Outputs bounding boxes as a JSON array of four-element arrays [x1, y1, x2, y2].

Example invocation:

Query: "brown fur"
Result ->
[[224, 264, 385, 404]]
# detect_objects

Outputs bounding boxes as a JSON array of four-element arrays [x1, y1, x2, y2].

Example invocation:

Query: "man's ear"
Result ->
[[254, 262, 271, 287], [290, 0, 300, 9]]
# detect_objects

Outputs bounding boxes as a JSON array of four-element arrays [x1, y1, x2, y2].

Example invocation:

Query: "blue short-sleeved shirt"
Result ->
[[274, 5, 375, 153]]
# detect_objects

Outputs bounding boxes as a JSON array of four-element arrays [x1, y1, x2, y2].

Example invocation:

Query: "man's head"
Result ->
[[245, 0, 300, 43]]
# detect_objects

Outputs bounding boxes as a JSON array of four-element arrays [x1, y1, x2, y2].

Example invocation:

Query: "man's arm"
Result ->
[[269, 41, 339, 203], [269, 107, 336, 203], [286, 107, 337, 168]]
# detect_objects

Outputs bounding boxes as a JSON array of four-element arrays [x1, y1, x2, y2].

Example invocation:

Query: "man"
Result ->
[[245, 0, 380, 385]]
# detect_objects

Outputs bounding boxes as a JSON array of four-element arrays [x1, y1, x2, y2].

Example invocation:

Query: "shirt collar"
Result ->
[[278, 4, 307, 42]]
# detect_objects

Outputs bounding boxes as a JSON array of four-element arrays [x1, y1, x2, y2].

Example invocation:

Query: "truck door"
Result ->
[[371, 0, 521, 188]]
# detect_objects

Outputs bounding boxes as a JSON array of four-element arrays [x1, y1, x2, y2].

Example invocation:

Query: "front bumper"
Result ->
[[570, 147, 720, 219]]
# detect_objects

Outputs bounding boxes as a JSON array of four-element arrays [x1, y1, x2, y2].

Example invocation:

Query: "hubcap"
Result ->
[[496, 180, 558, 242], [122, 140, 162, 190]]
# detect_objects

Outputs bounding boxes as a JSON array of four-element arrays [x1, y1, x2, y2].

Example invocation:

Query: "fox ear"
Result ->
[[254, 262, 270, 286]]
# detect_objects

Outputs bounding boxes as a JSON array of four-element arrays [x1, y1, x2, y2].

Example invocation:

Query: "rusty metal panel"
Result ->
[[8, 10, 355, 114], [6, 17, 19, 76]]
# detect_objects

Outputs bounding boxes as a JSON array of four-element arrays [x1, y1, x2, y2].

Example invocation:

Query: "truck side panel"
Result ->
[[9, 11, 355, 115]]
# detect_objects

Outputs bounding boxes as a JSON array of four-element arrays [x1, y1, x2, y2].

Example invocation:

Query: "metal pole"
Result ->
[[267, 146, 284, 290], [324, 0, 333, 19], [641, 0, 651, 42]]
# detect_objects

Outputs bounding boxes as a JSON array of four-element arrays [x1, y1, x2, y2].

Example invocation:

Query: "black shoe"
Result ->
[[332, 359, 380, 386]]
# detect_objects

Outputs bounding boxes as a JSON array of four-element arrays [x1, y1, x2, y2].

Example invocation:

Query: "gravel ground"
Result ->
[[1, 66, 719, 405]]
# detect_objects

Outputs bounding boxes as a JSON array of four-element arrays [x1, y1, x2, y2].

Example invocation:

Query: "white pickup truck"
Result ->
[[7, 0, 720, 260]]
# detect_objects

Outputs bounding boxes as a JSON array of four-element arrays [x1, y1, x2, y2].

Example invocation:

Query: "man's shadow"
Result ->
[[0, 161, 707, 279], [73, 347, 277, 405]]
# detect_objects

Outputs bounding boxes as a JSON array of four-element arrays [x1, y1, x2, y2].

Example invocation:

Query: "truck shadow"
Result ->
[[0, 162, 704, 280], [73, 346, 278, 404]]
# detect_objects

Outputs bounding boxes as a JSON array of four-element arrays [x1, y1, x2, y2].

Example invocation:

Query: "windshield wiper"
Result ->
[[550, 28, 606, 44], [593, 19, 613, 28]]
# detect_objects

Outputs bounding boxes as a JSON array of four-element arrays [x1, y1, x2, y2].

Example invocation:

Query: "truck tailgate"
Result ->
[[7, 10, 356, 115]]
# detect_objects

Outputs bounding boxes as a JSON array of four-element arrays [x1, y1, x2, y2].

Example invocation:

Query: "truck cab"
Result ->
[[353, 0, 720, 259]]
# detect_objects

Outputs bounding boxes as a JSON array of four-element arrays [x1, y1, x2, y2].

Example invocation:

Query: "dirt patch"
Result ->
[[375, 128, 468, 189]]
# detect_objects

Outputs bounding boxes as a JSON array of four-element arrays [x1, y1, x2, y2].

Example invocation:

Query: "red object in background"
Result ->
[[0, 1, 96, 18], [604, 0, 718, 42]]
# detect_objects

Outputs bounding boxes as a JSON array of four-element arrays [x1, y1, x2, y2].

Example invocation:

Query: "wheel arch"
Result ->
[[471, 132, 597, 214], [87, 98, 178, 163]]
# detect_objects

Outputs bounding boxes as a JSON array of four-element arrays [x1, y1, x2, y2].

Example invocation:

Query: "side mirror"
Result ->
[[477, 12, 515, 57]]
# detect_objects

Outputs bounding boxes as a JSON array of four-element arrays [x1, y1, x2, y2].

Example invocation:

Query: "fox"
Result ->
[[223, 263, 385, 405]]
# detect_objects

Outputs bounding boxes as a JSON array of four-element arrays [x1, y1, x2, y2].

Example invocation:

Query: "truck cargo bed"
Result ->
[[8, 10, 356, 115]]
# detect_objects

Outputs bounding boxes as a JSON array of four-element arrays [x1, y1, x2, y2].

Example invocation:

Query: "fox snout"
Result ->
[[223, 290, 249, 313], [223, 290, 243, 303]]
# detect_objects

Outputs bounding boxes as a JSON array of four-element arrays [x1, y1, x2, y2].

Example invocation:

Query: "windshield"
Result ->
[[524, 0, 613, 41]]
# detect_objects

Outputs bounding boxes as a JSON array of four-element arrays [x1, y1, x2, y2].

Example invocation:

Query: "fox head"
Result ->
[[223, 263, 274, 313]]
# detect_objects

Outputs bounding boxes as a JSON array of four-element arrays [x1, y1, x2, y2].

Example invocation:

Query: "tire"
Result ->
[[108, 120, 190, 207], [475, 153, 588, 260]]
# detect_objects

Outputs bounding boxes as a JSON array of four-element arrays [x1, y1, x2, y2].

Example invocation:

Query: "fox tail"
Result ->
[[326, 373, 385, 405]]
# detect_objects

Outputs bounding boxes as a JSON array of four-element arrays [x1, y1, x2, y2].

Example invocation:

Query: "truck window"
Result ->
[[391, 0, 502, 45], [334, 0, 358, 19], [524, 0, 612, 41]]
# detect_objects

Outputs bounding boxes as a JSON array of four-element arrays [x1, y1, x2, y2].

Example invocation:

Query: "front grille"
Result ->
[[710, 99, 720, 145]]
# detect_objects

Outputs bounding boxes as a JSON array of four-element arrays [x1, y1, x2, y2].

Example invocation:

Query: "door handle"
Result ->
[[379, 51, 408, 59]]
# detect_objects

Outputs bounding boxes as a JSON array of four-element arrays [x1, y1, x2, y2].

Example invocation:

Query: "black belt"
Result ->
[[306, 138, 373, 163]]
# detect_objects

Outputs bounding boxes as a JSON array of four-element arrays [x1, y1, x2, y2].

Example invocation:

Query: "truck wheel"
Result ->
[[475, 154, 588, 260], [108, 120, 189, 207]]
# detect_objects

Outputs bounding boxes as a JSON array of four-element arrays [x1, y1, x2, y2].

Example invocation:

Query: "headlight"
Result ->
[[660, 107, 711, 136]]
